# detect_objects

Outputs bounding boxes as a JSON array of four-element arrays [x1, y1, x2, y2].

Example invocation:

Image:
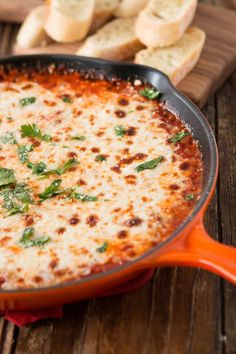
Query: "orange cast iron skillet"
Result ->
[[0, 55, 235, 311]]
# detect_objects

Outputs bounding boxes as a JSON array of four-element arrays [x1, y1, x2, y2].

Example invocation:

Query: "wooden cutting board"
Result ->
[[3, 2, 236, 108]]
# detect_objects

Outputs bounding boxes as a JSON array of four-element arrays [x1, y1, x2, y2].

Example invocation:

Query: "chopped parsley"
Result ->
[[140, 88, 161, 100], [135, 156, 164, 172], [95, 155, 106, 162], [38, 179, 62, 202], [185, 194, 195, 201], [21, 123, 51, 142], [27, 158, 78, 177], [19, 227, 50, 248], [62, 96, 72, 103], [53, 158, 78, 175], [0, 167, 16, 187], [170, 131, 189, 144], [6, 116, 13, 121], [27, 161, 47, 175], [20, 97, 36, 107], [96, 241, 109, 253], [18, 144, 34, 163], [0, 132, 17, 145], [71, 192, 98, 202], [71, 135, 86, 141], [0, 183, 33, 216], [114, 125, 126, 137]]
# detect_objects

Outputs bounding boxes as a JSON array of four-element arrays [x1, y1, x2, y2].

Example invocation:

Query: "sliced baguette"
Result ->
[[135, 0, 198, 47], [16, 5, 52, 49], [115, 0, 148, 18], [90, 0, 119, 33], [44, 0, 95, 42], [135, 27, 206, 86], [77, 18, 144, 61]]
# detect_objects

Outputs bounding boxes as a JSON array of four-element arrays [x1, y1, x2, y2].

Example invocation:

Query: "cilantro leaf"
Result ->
[[38, 179, 62, 202], [53, 158, 78, 175], [135, 156, 164, 172], [114, 125, 126, 137], [140, 88, 161, 100], [185, 194, 195, 201], [18, 144, 34, 163], [95, 155, 106, 162], [0, 167, 16, 187], [0, 132, 17, 145], [20, 97, 36, 107], [170, 131, 190, 144], [19, 227, 50, 248], [71, 135, 86, 141], [72, 192, 98, 202], [96, 241, 108, 253], [0, 183, 33, 216], [21, 124, 51, 142], [62, 96, 72, 103], [28, 158, 78, 177], [27, 161, 47, 175]]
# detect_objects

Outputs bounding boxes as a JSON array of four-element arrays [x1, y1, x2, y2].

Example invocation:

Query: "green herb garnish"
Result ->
[[95, 155, 106, 162], [72, 192, 98, 202], [140, 88, 161, 100], [0, 132, 17, 145], [19, 227, 50, 248], [27, 161, 47, 175], [20, 97, 36, 107], [185, 194, 195, 201], [6, 116, 13, 121], [28, 158, 78, 177], [0, 167, 16, 187], [170, 131, 189, 144], [96, 241, 108, 253], [18, 144, 34, 163], [135, 156, 164, 172], [62, 96, 72, 103], [114, 125, 126, 137], [21, 124, 51, 142], [71, 135, 86, 141], [53, 158, 78, 175], [0, 183, 32, 216], [38, 179, 62, 202]]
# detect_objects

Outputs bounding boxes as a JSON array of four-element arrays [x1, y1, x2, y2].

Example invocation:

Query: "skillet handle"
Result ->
[[151, 223, 236, 284]]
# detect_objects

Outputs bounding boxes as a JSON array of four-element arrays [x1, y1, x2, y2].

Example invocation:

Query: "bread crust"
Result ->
[[116, 0, 148, 18], [135, 27, 206, 86], [16, 5, 52, 49], [135, 0, 198, 47], [77, 18, 144, 61], [44, 0, 95, 42]]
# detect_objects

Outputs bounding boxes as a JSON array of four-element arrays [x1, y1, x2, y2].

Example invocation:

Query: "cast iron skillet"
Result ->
[[0, 55, 235, 311]]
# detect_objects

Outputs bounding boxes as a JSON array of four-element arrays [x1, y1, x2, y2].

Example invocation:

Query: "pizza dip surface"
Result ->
[[0, 64, 203, 290]]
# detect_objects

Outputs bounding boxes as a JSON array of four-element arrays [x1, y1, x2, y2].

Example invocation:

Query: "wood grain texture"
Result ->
[[11, 3, 236, 108], [0, 1, 236, 354], [0, 0, 42, 23]]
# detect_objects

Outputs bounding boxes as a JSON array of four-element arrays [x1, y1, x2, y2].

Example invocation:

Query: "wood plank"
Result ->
[[0, 0, 42, 23], [216, 70, 236, 354]]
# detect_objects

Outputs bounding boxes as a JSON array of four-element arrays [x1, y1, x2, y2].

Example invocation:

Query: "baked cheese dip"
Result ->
[[0, 65, 203, 290]]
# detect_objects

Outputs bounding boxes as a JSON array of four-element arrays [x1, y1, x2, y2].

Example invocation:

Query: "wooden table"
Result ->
[[0, 1, 236, 353]]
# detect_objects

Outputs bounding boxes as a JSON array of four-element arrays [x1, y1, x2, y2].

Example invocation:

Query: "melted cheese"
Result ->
[[0, 68, 203, 289]]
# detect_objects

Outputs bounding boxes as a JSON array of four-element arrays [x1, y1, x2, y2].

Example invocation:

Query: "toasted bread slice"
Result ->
[[115, 0, 148, 18], [90, 0, 119, 33], [135, 0, 197, 47], [44, 0, 95, 42], [135, 27, 206, 86], [16, 5, 52, 49], [77, 18, 144, 61]]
